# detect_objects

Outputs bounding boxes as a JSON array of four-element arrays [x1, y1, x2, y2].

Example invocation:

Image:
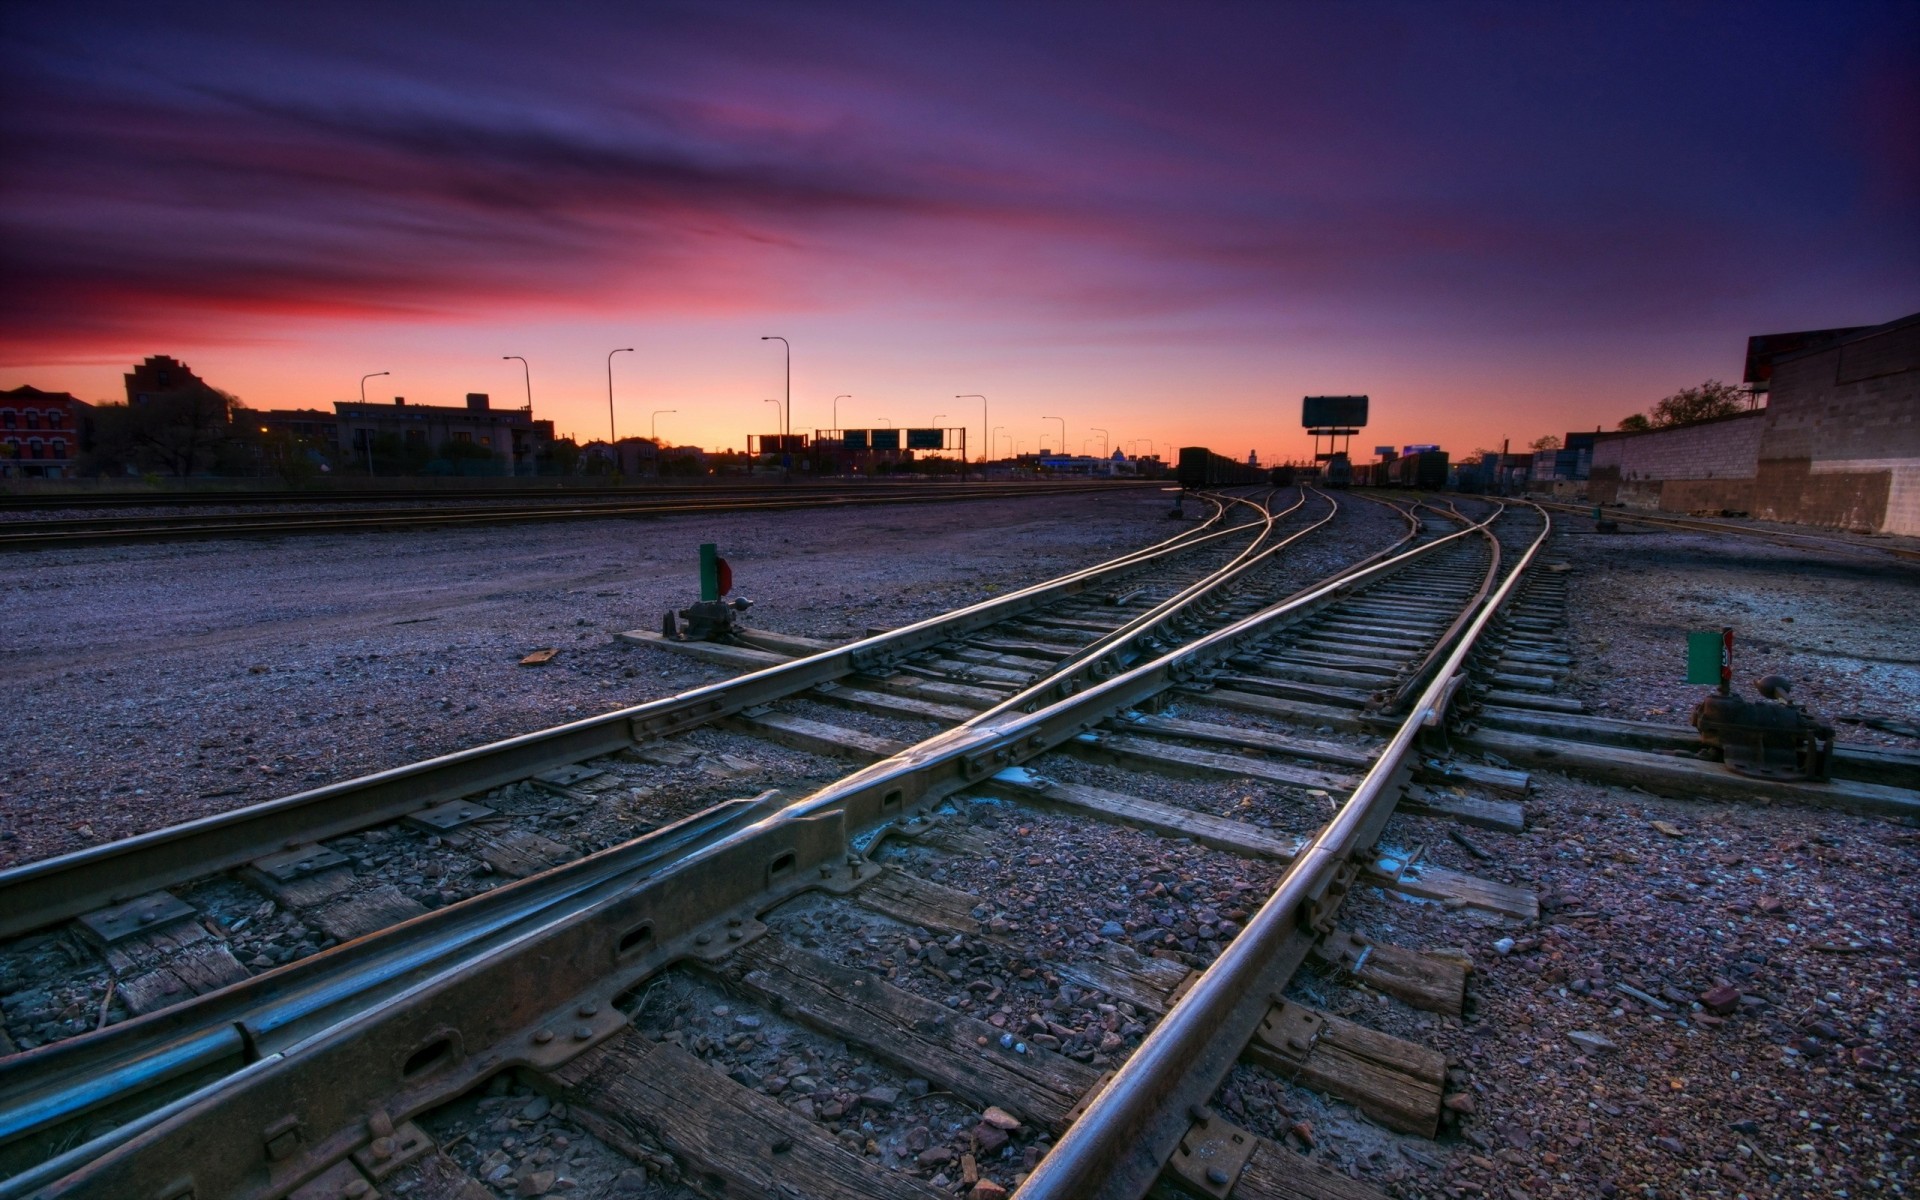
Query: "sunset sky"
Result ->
[[3, 1, 1915, 463]]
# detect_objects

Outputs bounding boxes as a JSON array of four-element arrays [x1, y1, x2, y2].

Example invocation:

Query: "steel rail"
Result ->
[[0, 480, 1128, 511], [980, 487, 1396, 721], [0, 482, 1152, 550], [3, 481, 1124, 531], [0, 488, 1295, 1186], [1014, 502, 1550, 1200], [6, 494, 1476, 1199], [1374, 499, 1509, 712], [0, 493, 1244, 938]]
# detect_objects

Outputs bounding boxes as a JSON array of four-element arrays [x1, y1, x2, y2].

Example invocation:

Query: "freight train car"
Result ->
[[1385, 449, 1450, 490], [1321, 452, 1352, 488], [1176, 446, 1266, 489]]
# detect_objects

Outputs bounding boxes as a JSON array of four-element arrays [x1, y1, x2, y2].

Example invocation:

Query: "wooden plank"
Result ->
[[1209, 1136, 1392, 1200], [548, 1033, 944, 1200], [245, 864, 356, 907], [721, 938, 1099, 1131], [810, 684, 978, 724], [616, 629, 789, 668], [1399, 786, 1526, 833], [1480, 688, 1585, 713], [1116, 714, 1374, 769], [117, 937, 254, 1015], [916, 656, 1032, 685], [868, 673, 1002, 707], [728, 712, 909, 760], [1189, 686, 1375, 733], [966, 635, 1081, 658], [1209, 674, 1373, 708], [517, 648, 557, 666], [986, 771, 1532, 919], [732, 626, 839, 655], [1081, 732, 1359, 792], [473, 829, 571, 879], [1462, 727, 1920, 818], [1369, 858, 1538, 921], [854, 866, 1188, 1014], [947, 646, 1057, 671], [1311, 929, 1467, 1016], [985, 774, 1303, 862], [311, 885, 432, 941], [1472, 706, 1920, 789], [1245, 1002, 1445, 1136]]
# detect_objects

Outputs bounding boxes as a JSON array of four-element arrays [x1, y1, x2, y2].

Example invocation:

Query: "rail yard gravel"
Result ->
[[0, 488, 1174, 868]]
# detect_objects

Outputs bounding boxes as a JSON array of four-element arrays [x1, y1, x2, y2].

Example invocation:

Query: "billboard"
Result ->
[[759, 434, 806, 453], [842, 429, 870, 450], [870, 428, 901, 451], [1302, 395, 1368, 429], [906, 428, 944, 450]]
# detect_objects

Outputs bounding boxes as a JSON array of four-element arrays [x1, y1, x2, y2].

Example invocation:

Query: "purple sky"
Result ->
[[3, 1, 1915, 459]]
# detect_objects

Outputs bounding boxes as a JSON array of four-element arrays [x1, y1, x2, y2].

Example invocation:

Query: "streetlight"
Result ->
[[956, 393, 986, 474], [833, 394, 850, 432], [650, 409, 677, 478], [990, 425, 1004, 460], [760, 337, 789, 479], [502, 356, 532, 410], [876, 417, 892, 427], [606, 347, 634, 452], [358, 371, 388, 476], [1091, 426, 1109, 457], [1042, 415, 1065, 456]]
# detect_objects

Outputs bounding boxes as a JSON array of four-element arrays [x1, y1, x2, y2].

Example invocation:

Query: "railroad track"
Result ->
[[0, 483, 994, 511], [0, 488, 1555, 1199], [1531, 497, 1920, 565], [1, 484, 1390, 1180], [0, 481, 1147, 550]]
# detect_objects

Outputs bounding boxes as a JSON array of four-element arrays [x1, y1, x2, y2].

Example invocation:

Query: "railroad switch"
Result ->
[[1687, 629, 1834, 780], [1692, 675, 1834, 780], [663, 542, 752, 642]]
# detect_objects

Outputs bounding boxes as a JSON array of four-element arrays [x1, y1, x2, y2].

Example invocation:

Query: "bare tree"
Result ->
[[1530, 434, 1562, 451]]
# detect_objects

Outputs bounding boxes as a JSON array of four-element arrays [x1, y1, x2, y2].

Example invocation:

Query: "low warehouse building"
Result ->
[[1590, 310, 1919, 535]]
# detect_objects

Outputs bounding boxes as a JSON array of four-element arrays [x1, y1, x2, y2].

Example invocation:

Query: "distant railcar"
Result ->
[[1321, 452, 1352, 489], [1176, 446, 1265, 489], [1386, 449, 1449, 490]]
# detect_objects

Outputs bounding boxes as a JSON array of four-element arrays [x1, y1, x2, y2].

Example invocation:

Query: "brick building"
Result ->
[[0, 386, 91, 478], [333, 393, 554, 474], [1589, 310, 1919, 534]]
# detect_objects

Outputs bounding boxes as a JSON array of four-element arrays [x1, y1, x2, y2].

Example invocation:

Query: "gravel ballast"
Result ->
[[0, 488, 1175, 868]]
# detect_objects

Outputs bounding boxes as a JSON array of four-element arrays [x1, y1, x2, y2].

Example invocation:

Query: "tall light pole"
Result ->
[[606, 347, 634, 454], [1091, 426, 1110, 457], [760, 336, 790, 479], [833, 394, 850, 432], [651, 409, 677, 478], [358, 371, 388, 476], [956, 393, 986, 476], [876, 417, 892, 427], [502, 356, 532, 410], [1042, 415, 1065, 456], [990, 425, 1004, 460]]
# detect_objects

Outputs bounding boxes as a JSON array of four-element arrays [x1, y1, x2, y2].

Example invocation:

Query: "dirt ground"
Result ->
[[0, 487, 1174, 868]]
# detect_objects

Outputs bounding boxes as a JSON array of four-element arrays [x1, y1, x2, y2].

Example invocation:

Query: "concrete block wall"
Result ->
[[1758, 314, 1920, 534], [1587, 411, 1763, 510]]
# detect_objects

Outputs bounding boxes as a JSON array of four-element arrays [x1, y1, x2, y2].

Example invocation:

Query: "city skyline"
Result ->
[[3, 2, 1915, 461]]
